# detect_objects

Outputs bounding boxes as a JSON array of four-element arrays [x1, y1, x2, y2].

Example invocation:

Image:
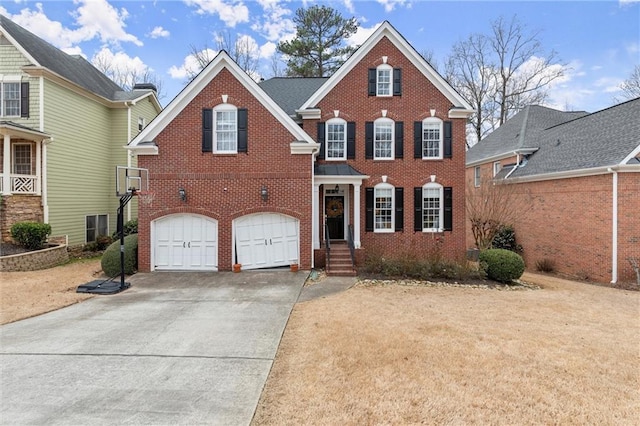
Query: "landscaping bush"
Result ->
[[479, 248, 525, 283], [10, 222, 52, 250], [535, 258, 555, 273], [491, 225, 523, 254], [112, 219, 138, 239], [101, 234, 138, 277]]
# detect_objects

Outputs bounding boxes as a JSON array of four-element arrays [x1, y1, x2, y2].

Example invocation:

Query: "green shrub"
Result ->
[[101, 234, 138, 277], [491, 225, 523, 254], [112, 219, 138, 239], [11, 222, 52, 250], [479, 248, 525, 283]]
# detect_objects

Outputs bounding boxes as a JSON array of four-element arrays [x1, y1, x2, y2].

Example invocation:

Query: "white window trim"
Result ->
[[1, 80, 21, 118], [12, 143, 33, 175], [422, 182, 444, 233], [422, 117, 443, 160], [376, 64, 393, 97], [474, 166, 481, 187], [325, 117, 347, 161], [213, 104, 238, 154], [374, 183, 394, 233], [373, 117, 394, 160], [493, 161, 501, 176]]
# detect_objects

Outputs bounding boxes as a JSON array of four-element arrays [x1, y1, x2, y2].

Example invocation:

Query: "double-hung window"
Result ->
[[13, 144, 33, 175], [376, 64, 392, 96], [422, 118, 443, 159], [86, 214, 108, 243], [1, 82, 20, 117], [422, 183, 443, 232], [374, 118, 393, 160], [326, 118, 346, 160], [374, 184, 394, 232], [214, 105, 237, 153], [474, 166, 481, 187]]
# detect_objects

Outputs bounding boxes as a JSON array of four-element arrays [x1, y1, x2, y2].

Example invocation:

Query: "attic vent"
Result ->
[[133, 83, 157, 93]]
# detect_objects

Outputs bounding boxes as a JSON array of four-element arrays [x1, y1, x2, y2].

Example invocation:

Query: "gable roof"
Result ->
[[298, 21, 473, 117], [128, 50, 317, 153], [0, 15, 158, 106], [259, 77, 328, 118], [466, 105, 588, 165], [508, 98, 640, 178]]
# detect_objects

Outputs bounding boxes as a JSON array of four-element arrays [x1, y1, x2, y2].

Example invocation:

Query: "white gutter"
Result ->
[[608, 167, 618, 284]]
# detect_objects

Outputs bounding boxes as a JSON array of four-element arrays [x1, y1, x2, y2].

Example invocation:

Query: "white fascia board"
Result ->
[[502, 164, 640, 184], [125, 144, 158, 155], [290, 142, 320, 155], [620, 142, 640, 165], [128, 91, 162, 112], [448, 108, 475, 119], [466, 148, 539, 167], [1, 27, 40, 66], [315, 175, 370, 185], [130, 51, 316, 148], [300, 21, 473, 112]]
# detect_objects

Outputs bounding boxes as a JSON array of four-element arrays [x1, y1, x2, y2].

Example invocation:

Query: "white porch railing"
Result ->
[[0, 174, 39, 194]]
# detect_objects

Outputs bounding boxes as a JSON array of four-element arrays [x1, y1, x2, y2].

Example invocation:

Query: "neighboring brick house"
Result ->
[[0, 15, 161, 247], [466, 99, 640, 284], [128, 22, 473, 273]]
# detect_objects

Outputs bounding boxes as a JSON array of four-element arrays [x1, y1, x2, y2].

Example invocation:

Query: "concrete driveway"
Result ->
[[0, 271, 307, 425]]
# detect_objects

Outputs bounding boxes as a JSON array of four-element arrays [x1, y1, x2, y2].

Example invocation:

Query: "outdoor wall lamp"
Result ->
[[179, 187, 187, 202], [261, 186, 268, 201], [334, 184, 339, 192]]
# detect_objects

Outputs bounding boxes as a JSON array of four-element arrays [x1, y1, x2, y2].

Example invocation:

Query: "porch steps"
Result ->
[[327, 242, 357, 277]]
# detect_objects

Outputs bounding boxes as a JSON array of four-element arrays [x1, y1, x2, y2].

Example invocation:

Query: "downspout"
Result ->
[[608, 167, 618, 284], [311, 146, 319, 269], [126, 104, 132, 221], [39, 76, 49, 223]]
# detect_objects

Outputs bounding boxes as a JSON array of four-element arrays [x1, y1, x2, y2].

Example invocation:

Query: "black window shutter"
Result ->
[[202, 109, 212, 152], [237, 108, 248, 153], [365, 187, 374, 232], [317, 122, 325, 159], [347, 122, 356, 159], [393, 68, 402, 96], [365, 122, 374, 159], [368, 68, 376, 96], [443, 187, 453, 231], [413, 121, 422, 158], [444, 121, 452, 158], [414, 187, 422, 232], [395, 187, 404, 232], [20, 82, 29, 118], [395, 122, 404, 159]]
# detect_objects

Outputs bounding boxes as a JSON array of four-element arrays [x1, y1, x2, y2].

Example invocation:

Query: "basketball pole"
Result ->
[[117, 190, 135, 290]]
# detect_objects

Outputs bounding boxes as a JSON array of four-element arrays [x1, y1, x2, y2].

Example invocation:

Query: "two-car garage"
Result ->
[[152, 213, 299, 271]]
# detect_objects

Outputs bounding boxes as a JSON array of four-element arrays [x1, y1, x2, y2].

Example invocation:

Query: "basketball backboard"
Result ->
[[116, 166, 149, 196]]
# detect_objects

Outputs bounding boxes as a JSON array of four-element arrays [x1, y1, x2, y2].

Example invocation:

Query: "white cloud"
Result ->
[[251, 0, 295, 42], [2, 0, 141, 50], [259, 41, 276, 59], [346, 23, 382, 47], [594, 77, 624, 93], [183, 0, 249, 27], [90, 47, 151, 87], [343, 0, 355, 14], [376, 0, 407, 13], [149, 26, 170, 39], [168, 48, 217, 79]]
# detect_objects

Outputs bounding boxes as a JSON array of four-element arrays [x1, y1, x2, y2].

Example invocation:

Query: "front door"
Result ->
[[325, 196, 344, 240]]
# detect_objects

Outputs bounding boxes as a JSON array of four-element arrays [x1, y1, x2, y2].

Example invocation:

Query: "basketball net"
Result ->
[[136, 191, 155, 207]]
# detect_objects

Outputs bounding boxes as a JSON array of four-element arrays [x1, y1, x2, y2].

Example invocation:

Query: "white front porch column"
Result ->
[[2, 134, 10, 195], [35, 140, 42, 195], [313, 183, 320, 249], [353, 183, 361, 248]]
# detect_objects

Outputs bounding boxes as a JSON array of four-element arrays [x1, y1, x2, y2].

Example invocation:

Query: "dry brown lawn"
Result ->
[[253, 273, 640, 425], [0, 259, 101, 324]]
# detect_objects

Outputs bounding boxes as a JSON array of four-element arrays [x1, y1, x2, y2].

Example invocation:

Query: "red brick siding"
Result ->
[[137, 68, 312, 271], [310, 37, 468, 261]]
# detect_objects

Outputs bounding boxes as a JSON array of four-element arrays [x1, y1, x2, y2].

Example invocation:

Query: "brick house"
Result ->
[[129, 22, 473, 273], [466, 99, 640, 284]]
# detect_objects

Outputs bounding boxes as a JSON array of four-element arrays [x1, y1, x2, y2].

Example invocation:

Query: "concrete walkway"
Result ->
[[0, 271, 307, 425], [297, 275, 358, 302]]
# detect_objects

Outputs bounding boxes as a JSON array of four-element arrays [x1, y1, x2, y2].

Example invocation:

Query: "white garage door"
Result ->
[[234, 213, 299, 270], [154, 214, 218, 271]]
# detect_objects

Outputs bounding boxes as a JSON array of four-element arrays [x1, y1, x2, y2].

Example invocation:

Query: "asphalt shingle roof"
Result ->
[[1, 15, 134, 101], [314, 164, 366, 176], [259, 77, 328, 117]]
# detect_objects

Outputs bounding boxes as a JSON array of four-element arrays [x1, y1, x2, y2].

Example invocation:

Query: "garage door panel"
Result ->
[[154, 215, 218, 271], [234, 213, 299, 270]]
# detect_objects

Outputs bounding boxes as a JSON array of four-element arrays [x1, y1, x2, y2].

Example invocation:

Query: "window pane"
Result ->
[[327, 122, 345, 158], [374, 122, 392, 159], [422, 187, 441, 229], [98, 215, 108, 236], [86, 216, 96, 243], [375, 187, 393, 230], [2, 83, 20, 116], [216, 110, 237, 152], [422, 122, 440, 158], [13, 145, 32, 175], [377, 69, 391, 96]]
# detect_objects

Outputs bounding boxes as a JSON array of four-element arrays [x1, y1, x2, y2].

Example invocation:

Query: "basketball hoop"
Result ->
[[136, 190, 155, 207]]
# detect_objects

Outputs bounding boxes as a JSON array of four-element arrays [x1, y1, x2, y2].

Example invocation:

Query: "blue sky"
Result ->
[[2, 0, 638, 112]]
